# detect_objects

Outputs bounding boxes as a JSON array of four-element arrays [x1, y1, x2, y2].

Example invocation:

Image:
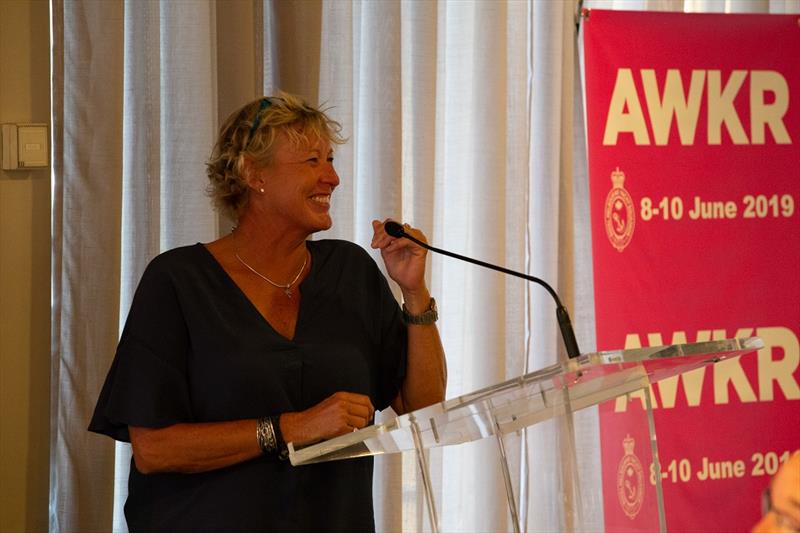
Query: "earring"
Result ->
[[259, 188, 265, 193]]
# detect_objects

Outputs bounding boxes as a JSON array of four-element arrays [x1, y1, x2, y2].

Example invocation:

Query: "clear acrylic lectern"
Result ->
[[288, 337, 763, 533]]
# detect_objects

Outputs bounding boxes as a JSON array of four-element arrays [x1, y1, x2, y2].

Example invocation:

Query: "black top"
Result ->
[[89, 240, 407, 532]]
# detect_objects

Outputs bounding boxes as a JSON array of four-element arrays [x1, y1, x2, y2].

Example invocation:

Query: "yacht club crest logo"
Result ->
[[616, 434, 645, 519], [604, 167, 635, 252]]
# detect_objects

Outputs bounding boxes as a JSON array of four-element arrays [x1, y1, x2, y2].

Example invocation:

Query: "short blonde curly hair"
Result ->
[[206, 92, 345, 220]]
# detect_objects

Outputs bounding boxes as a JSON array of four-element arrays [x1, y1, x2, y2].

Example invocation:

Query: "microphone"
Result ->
[[385, 221, 581, 359]]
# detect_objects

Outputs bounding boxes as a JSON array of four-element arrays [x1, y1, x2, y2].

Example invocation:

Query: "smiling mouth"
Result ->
[[310, 194, 331, 206]]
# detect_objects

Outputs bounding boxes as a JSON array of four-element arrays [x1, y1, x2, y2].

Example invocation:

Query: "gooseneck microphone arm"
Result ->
[[385, 221, 581, 359]]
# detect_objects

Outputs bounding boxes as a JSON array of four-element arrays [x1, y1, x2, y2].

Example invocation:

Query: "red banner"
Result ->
[[583, 10, 800, 532]]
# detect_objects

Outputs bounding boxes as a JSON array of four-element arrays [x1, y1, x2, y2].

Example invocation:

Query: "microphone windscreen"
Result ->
[[384, 221, 405, 238]]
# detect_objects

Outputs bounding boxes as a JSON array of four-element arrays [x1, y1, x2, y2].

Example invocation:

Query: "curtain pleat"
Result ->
[[525, 2, 580, 530], [51, 1, 220, 531], [159, 1, 219, 250], [434, 1, 515, 531], [318, 0, 356, 241], [400, 0, 437, 233], [50, 1, 125, 531], [353, 1, 403, 246], [112, 2, 162, 530], [770, 0, 800, 12]]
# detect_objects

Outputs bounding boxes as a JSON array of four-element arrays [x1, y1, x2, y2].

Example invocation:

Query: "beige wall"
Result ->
[[0, 1, 51, 531]]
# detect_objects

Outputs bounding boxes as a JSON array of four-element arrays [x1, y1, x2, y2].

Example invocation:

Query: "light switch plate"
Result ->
[[18, 124, 48, 168], [2, 123, 49, 170]]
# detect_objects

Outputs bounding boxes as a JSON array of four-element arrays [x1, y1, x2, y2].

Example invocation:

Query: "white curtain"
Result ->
[[316, 0, 601, 530], [50, 0, 797, 532], [51, 3, 123, 530], [51, 1, 220, 531]]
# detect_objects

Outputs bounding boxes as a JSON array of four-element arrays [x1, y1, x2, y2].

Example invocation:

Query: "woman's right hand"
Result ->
[[128, 392, 374, 474], [279, 391, 375, 447]]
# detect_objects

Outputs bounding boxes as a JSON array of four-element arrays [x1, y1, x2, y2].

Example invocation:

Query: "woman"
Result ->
[[89, 93, 447, 532]]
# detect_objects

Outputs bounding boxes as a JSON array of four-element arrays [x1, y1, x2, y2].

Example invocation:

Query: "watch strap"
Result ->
[[402, 297, 438, 325]]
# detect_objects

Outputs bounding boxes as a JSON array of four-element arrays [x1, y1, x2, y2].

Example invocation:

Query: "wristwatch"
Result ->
[[402, 297, 438, 325]]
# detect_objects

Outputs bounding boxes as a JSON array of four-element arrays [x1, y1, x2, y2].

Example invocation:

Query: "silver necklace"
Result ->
[[235, 250, 308, 298]]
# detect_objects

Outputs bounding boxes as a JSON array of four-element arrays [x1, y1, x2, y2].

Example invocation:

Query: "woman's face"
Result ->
[[252, 130, 339, 235]]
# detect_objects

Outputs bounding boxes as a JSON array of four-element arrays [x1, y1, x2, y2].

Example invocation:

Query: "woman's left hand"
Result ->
[[371, 219, 446, 414], [370, 219, 428, 294]]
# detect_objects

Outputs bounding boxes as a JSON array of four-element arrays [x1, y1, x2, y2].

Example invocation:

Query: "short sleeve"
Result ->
[[371, 254, 408, 412], [88, 255, 194, 442]]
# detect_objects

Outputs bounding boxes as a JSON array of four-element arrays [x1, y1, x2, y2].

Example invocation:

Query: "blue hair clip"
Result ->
[[247, 98, 272, 141]]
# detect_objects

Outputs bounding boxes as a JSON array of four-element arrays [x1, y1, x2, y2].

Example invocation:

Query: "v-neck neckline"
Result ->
[[198, 241, 317, 343]]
